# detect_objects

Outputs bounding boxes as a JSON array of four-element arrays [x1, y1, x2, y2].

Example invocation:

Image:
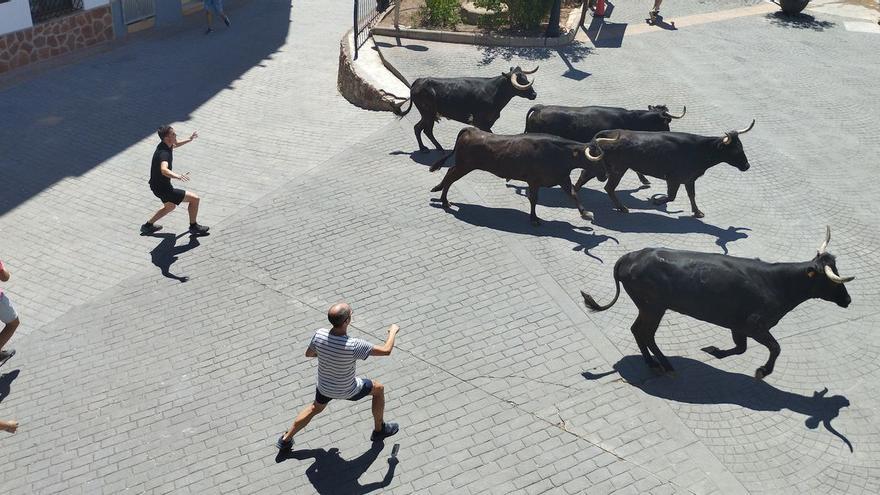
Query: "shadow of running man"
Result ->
[[0, 369, 19, 404], [583, 355, 853, 451], [148, 232, 201, 283], [276, 442, 398, 494]]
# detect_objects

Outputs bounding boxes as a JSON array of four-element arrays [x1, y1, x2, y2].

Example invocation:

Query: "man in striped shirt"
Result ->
[[277, 302, 400, 452]]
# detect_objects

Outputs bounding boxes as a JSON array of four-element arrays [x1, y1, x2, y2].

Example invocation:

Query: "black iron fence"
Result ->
[[29, 0, 83, 23], [353, 0, 393, 59]]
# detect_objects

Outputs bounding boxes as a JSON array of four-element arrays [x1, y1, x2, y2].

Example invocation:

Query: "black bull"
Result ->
[[580, 227, 854, 380], [524, 104, 687, 187], [429, 128, 607, 225], [576, 120, 756, 218], [390, 67, 539, 152]]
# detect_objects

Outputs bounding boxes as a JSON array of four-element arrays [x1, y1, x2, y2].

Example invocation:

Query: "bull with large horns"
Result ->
[[388, 67, 539, 152], [580, 226, 854, 379]]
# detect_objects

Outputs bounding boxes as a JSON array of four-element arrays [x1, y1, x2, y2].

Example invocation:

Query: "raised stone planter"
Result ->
[[373, 3, 584, 48], [337, 29, 410, 112]]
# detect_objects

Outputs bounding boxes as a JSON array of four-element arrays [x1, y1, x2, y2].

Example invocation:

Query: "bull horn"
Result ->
[[736, 119, 756, 134], [818, 225, 831, 255], [521, 66, 539, 75], [824, 265, 854, 284], [510, 73, 534, 91], [594, 134, 619, 146], [584, 145, 603, 162], [665, 106, 686, 119]]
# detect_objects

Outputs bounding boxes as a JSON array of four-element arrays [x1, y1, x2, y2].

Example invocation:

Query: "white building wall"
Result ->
[[0, 0, 33, 36], [83, 0, 110, 9]]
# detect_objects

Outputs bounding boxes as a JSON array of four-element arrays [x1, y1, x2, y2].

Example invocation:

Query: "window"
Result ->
[[29, 0, 84, 24]]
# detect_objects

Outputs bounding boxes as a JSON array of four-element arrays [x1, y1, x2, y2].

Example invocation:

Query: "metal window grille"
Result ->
[[29, 0, 84, 24], [353, 0, 393, 60], [121, 0, 156, 25]]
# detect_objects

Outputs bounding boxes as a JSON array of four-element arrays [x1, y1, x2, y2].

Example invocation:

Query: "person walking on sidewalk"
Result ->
[[277, 303, 400, 453], [141, 125, 210, 236], [204, 0, 231, 35], [0, 259, 20, 366]]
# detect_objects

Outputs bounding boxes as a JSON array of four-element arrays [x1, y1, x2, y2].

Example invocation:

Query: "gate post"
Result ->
[[109, 0, 127, 39]]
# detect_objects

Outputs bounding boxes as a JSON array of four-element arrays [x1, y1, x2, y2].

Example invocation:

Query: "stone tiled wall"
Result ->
[[0, 6, 113, 74]]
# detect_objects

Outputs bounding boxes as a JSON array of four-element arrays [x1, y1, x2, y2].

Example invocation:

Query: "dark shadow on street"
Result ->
[[430, 201, 617, 261], [275, 442, 398, 494], [148, 232, 202, 283], [645, 13, 676, 31], [389, 149, 451, 168], [767, 11, 836, 31], [0, 0, 291, 216], [585, 2, 629, 48], [476, 41, 594, 68], [375, 39, 429, 51], [583, 355, 853, 452], [0, 369, 19, 403]]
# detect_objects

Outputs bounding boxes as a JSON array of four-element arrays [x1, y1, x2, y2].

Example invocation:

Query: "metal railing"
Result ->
[[29, 0, 83, 23], [353, 0, 393, 60]]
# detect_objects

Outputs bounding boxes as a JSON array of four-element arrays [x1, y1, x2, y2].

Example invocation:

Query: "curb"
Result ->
[[372, 3, 585, 47], [337, 29, 410, 113]]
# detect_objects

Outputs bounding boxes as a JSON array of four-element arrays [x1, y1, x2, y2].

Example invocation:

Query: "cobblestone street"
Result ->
[[1, 0, 879, 493]]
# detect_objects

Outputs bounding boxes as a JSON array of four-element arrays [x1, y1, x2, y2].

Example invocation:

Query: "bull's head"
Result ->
[[647, 104, 686, 127], [503, 66, 538, 100], [718, 119, 755, 171], [806, 226, 854, 308]]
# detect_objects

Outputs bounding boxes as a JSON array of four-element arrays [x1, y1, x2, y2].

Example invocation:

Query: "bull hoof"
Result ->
[[530, 218, 542, 227], [581, 211, 594, 222], [652, 196, 668, 205], [665, 370, 677, 379], [693, 211, 705, 219], [419, 147, 430, 154], [616, 207, 629, 214], [648, 362, 663, 374], [442, 201, 451, 209]]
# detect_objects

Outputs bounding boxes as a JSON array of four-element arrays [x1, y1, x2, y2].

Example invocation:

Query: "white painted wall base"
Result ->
[[0, 0, 33, 36]]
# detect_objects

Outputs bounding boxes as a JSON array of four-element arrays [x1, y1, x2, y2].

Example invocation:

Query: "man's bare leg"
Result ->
[[371, 381, 385, 432], [148, 203, 176, 225], [281, 402, 326, 442]]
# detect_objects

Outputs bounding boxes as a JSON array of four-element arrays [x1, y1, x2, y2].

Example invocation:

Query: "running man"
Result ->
[[141, 125, 210, 236], [277, 303, 400, 453], [204, 0, 231, 35]]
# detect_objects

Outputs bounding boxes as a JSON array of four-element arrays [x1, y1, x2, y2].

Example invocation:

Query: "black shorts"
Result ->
[[150, 184, 186, 205], [315, 379, 373, 405]]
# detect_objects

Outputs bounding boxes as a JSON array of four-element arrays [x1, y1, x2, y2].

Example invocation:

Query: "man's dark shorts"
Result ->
[[315, 379, 373, 405], [150, 184, 186, 205]]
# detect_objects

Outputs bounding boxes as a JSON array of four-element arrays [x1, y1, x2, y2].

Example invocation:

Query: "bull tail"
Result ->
[[429, 152, 453, 173], [379, 89, 413, 117], [429, 128, 468, 173], [581, 258, 623, 312], [524, 105, 543, 132]]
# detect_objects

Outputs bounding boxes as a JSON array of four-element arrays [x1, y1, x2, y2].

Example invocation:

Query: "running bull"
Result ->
[[390, 67, 539, 152], [579, 120, 756, 218], [429, 128, 612, 226], [580, 227, 854, 380], [524, 104, 687, 187]]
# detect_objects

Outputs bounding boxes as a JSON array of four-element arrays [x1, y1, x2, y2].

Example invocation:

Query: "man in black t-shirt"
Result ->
[[141, 125, 210, 236]]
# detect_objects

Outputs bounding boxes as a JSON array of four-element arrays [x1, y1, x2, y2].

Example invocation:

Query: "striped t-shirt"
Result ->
[[310, 328, 374, 399]]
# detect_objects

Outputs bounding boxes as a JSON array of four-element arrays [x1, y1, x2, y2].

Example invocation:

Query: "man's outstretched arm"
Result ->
[[370, 324, 400, 356]]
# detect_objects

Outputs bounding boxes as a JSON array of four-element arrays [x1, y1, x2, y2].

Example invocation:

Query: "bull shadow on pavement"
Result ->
[[0, 369, 20, 404], [389, 149, 451, 168], [583, 355, 853, 452], [766, 12, 836, 31], [430, 200, 617, 261], [148, 232, 202, 283], [275, 442, 398, 494]]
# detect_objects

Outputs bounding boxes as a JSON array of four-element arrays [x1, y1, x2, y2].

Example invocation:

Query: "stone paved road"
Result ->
[[1, 0, 879, 493]]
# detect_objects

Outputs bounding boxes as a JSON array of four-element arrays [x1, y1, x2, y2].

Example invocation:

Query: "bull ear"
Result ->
[[806, 267, 818, 278]]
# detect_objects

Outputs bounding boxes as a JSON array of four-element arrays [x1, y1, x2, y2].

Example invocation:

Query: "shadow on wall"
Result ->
[[276, 442, 398, 494], [583, 355, 853, 452], [0, 0, 291, 216]]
